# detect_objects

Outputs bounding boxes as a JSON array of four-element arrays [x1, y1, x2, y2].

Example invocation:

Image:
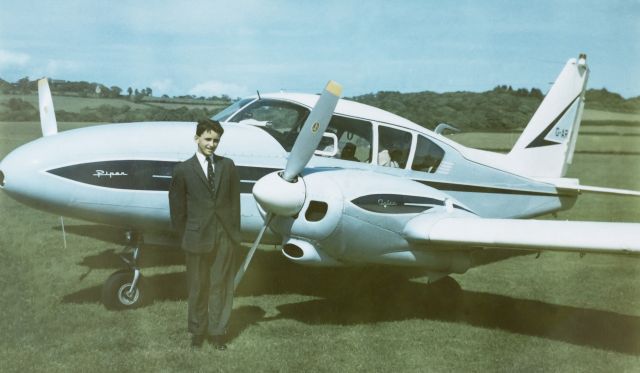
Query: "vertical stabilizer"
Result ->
[[507, 54, 589, 177], [38, 78, 58, 137]]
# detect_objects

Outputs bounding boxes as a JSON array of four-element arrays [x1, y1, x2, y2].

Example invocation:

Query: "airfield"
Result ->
[[1, 114, 639, 371]]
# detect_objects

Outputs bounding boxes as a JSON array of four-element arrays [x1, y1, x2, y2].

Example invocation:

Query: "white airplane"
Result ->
[[0, 54, 638, 310]]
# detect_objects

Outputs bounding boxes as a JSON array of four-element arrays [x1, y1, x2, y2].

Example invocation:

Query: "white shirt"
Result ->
[[195, 151, 215, 177], [378, 149, 399, 168]]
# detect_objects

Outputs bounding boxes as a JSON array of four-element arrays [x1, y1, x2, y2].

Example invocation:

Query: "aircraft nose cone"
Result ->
[[0, 145, 37, 196], [0, 155, 8, 189], [0, 157, 13, 192]]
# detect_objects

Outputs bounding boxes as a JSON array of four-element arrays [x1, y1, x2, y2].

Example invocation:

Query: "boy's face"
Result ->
[[195, 129, 221, 157]]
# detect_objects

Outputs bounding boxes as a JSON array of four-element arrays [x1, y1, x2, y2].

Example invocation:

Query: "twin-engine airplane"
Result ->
[[1, 54, 639, 310]]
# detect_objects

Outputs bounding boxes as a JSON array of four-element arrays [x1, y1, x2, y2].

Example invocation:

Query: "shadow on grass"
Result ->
[[54, 224, 184, 269], [77, 246, 185, 269], [55, 224, 130, 246], [266, 281, 640, 356], [63, 243, 640, 355]]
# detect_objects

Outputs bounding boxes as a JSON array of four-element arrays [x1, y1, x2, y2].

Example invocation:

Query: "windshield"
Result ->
[[228, 99, 310, 151], [212, 98, 255, 122]]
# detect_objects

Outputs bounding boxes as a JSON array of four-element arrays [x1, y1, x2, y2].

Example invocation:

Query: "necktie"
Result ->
[[206, 156, 215, 192]]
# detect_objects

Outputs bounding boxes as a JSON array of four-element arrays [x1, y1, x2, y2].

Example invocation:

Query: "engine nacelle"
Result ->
[[282, 238, 343, 267]]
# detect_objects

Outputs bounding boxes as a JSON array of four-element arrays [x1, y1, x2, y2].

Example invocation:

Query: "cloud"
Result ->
[[150, 79, 173, 96], [25, 59, 82, 80], [0, 49, 30, 68], [188, 80, 249, 98]]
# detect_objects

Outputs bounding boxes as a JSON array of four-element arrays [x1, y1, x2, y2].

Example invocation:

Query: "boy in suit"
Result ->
[[169, 119, 240, 349]]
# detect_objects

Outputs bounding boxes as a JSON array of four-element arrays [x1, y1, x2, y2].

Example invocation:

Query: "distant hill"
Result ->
[[348, 87, 640, 131], [1, 77, 639, 131], [0, 77, 232, 123]]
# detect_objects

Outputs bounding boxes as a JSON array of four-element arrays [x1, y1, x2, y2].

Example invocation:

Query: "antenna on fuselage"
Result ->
[[256, 90, 261, 100], [434, 123, 460, 135]]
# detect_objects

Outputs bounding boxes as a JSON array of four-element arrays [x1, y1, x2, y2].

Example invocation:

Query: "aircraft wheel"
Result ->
[[102, 269, 148, 310]]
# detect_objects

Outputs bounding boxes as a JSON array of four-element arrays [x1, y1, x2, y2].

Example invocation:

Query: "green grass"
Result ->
[[448, 122, 640, 154], [583, 109, 640, 122], [1, 120, 640, 372]]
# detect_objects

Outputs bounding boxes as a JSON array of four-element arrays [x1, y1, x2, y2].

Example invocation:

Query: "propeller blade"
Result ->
[[282, 80, 342, 181], [37, 78, 58, 137], [233, 213, 274, 291]]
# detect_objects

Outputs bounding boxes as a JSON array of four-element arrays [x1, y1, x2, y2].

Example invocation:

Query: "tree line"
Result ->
[[0, 77, 156, 101], [1, 77, 639, 130], [0, 77, 233, 102], [0, 97, 226, 122], [349, 86, 640, 131]]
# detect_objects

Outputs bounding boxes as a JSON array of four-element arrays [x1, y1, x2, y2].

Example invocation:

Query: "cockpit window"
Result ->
[[377, 126, 412, 168], [321, 116, 373, 163], [212, 98, 254, 122], [411, 135, 444, 173], [228, 99, 310, 151]]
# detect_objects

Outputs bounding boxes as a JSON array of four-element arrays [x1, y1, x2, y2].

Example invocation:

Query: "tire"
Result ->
[[102, 269, 148, 310]]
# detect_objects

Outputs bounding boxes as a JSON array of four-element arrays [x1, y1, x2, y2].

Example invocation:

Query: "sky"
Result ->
[[0, 0, 638, 98]]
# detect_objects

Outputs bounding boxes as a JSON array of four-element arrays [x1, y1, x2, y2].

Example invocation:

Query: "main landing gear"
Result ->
[[102, 231, 149, 310]]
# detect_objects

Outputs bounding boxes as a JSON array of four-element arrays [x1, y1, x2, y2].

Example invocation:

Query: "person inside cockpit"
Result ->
[[340, 142, 358, 162]]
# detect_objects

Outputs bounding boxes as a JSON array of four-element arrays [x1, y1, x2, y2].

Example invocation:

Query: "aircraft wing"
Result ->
[[403, 213, 640, 255]]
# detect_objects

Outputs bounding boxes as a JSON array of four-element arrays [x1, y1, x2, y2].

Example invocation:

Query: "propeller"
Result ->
[[38, 78, 58, 137], [233, 80, 343, 290], [282, 80, 343, 182], [233, 213, 273, 290]]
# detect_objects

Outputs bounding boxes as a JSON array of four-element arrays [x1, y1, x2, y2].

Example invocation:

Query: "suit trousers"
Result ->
[[185, 230, 235, 337]]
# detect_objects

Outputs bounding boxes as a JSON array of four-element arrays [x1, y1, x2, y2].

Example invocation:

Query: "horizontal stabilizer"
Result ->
[[537, 177, 640, 197], [404, 214, 640, 255], [558, 184, 640, 197]]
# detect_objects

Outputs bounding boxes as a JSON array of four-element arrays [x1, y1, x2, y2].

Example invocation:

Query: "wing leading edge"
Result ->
[[404, 213, 640, 255]]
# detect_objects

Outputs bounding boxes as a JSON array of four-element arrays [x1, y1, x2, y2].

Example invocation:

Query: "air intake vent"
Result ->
[[283, 243, 304, 258], [305, 201, 328, 222]]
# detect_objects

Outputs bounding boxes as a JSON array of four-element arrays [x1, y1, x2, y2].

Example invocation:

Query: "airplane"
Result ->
[[0, 53, 639, 311]]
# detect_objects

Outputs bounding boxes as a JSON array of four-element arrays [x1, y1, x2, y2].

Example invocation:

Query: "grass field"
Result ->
[[1, 119, 640, 372]]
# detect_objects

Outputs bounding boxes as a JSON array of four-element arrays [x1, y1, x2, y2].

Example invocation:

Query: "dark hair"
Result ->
[[195, 119, 224, 137]]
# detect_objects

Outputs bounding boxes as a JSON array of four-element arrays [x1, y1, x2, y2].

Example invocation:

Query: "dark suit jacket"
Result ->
[[169, 154, 241, 253]]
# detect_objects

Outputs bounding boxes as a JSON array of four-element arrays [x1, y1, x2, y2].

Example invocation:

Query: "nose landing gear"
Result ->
[[102, 232, 150, 310]]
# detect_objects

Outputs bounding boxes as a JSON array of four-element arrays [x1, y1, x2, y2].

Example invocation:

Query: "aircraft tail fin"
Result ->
[[506, 54, 589, 178], [38, 78, 58, 137]]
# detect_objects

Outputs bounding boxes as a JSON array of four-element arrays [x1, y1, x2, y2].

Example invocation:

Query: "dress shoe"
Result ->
[[208, 335, 227, 351], [191, 334, 205, 348]]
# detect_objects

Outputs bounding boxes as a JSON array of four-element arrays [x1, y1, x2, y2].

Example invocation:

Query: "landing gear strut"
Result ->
[[102, 232, 149, 310]]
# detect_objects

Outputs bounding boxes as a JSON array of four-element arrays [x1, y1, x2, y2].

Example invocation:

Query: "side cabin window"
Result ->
[[377, 126, 412, 168], [228, 99, 310, 151], [411, 135, 445, 173], [320, 116, 373, 163]]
